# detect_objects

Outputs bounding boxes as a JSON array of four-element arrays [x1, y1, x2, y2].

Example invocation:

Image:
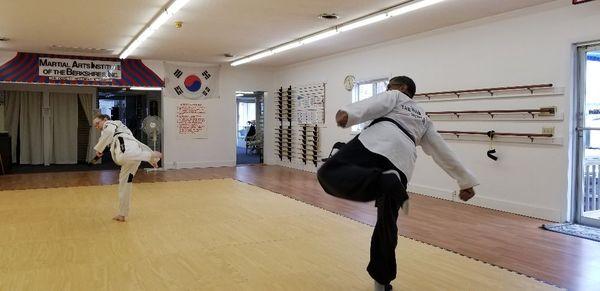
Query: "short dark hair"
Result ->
[[94, 113, 110, 120], [389, 76, 416, 98]]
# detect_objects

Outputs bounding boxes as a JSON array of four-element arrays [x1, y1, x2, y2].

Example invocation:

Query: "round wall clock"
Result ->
[[344, 75, 356, 91]]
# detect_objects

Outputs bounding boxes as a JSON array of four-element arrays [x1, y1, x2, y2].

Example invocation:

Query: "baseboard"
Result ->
[[407, 184, 561, 222], [163, 160, 235, 169], [469, 196, 561, 222], [407, 184, 454, 200]]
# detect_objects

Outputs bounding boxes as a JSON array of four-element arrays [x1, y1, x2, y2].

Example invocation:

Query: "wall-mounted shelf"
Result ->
[[438, 130, 562, 145], [414, 84, 563, 103], [425, 107, 556, 118]]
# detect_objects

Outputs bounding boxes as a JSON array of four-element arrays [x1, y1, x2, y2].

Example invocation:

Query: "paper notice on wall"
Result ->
[[176, 101, 207, 139], [294, 83, 325, 125]]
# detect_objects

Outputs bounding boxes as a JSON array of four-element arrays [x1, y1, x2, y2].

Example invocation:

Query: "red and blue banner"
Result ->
[[0, 52, 163, 87]]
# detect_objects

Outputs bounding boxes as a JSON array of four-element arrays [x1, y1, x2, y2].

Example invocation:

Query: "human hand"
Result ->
[[459, 187, 475, 201], [336, 110, 348, 127]]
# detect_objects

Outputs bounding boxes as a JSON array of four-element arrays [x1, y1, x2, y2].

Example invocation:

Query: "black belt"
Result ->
[[367, 117, 415, 145]]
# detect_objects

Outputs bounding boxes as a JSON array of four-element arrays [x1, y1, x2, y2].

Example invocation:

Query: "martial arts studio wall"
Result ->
[[147, 61, 274, 169], [0, 55, 274, 170], [266, 1, 600, 221]]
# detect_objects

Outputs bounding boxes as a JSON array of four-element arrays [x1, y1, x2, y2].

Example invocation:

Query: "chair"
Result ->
[[246, 128, 263, 155]]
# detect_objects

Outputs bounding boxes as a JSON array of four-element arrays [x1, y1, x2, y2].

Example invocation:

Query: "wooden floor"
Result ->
[[1, 165, 600, 290]]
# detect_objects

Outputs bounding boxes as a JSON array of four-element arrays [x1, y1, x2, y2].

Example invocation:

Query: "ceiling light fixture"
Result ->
[[388, 0, 445, 16], [301, 29, 339, 45], [338, 13, 390, 32], [119, 0, 191, 59], [230, 0, 446, 66]]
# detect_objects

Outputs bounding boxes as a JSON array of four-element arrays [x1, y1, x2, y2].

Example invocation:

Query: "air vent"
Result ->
[[49, 45, 113, 54], [318, 13, 339, 20], [0, 37, 9, 42]]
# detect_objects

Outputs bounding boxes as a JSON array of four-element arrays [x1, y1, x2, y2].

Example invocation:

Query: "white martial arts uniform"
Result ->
[[94, 120, 156, 217], [340, 90, 479, 190]]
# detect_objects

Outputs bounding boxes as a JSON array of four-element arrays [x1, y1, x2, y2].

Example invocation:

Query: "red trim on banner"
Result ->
[[0, 52, 164, 87]]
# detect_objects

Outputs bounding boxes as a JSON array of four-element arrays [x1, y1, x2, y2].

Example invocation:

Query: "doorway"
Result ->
[[97, 87, 162, 168], [236, 91, 264, 165], [574, 43, 600, 227]]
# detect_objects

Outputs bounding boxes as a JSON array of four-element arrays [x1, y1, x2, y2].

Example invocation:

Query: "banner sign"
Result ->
[[0, 52, 163, 87], [38, 57, 121, 81]]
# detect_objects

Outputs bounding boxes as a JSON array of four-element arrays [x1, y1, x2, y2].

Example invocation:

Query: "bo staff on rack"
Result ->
[[414, 83, 553, 99], [437, 130, 553, 142]]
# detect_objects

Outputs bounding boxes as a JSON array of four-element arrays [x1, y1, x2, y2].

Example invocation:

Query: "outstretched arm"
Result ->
[[420, 121, 478, 201], [336, 91, 399, 128], [93, 123, 116, 155]]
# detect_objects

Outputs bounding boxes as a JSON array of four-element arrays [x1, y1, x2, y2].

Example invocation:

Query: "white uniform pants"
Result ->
[[112, 136, 156, 217], [118, 160, 141, 217]]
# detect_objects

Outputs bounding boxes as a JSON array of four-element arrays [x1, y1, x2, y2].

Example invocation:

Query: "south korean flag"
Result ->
[[166, 63, 220, 99]]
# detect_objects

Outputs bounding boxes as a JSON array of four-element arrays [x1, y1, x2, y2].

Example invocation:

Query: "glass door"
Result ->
[[575, 43, 600, 227]]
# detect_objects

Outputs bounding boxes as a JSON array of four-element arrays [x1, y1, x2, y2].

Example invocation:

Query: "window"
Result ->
[[351, 79, 388, 132]]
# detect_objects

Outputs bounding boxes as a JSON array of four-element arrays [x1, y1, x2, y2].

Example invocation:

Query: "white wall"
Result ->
[[152, 63, 274, 169], [266, 1, 600, 221]]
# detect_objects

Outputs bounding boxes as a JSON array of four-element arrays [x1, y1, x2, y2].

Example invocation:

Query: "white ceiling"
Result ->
[[0, 0, 557, 67]]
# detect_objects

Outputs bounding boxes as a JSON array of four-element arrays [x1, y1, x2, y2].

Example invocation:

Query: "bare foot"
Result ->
[[150, 151, 162, 168], [112, 215, 126, 222]]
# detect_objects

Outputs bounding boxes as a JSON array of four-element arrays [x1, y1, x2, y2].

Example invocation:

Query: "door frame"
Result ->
[[573, 41, 600, 227]]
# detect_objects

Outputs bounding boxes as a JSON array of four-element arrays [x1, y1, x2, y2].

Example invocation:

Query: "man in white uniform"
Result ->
[[93, 114, 162, 222], [317, 76, 478, 291]]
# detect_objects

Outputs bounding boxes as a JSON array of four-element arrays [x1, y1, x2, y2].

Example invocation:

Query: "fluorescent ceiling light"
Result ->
[[230, 0, 446, 66], [388, 0, 446, 17], [245, 51, 273, 63], [231, 51, 273, 66], [167, 0, 191, 14], [301, 29, 339, 45], [272, 41, 303, 54], [236, 91, 255, 94], [149, 11, 171, 32], [131, 86, 163, 91], [338, 13, 390, 32], [119, 0, 191, 59]]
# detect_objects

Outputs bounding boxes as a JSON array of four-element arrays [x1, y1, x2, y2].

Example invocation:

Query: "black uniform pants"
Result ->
[[317, 136, 409, 285]]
